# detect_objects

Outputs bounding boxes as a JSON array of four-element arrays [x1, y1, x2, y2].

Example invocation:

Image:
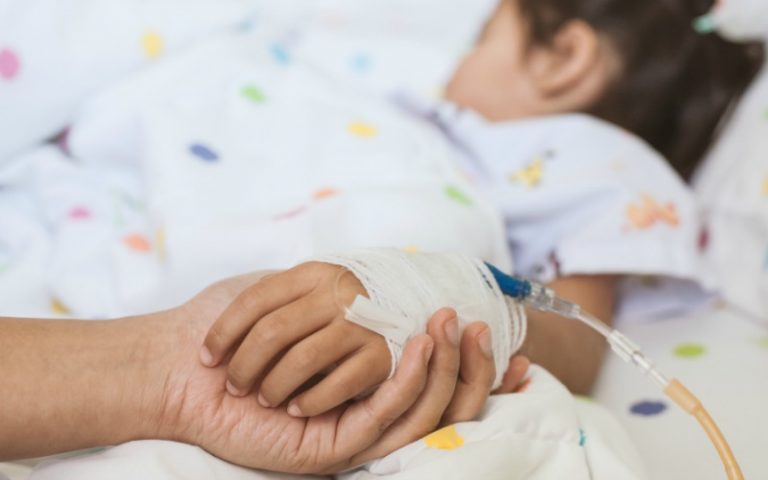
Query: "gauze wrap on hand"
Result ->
[[315, 249, 527, 389]]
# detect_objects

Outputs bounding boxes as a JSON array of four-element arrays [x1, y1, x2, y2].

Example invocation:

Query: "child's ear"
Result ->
[[527, 20, 615, 111]]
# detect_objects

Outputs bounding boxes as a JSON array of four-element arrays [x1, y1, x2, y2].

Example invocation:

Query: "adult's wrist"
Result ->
[[119, 308, 206, 445], [0, 313, 186, 460]]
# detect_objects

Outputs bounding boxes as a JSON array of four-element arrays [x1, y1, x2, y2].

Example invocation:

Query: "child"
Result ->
[[199, 0, 763, 414]]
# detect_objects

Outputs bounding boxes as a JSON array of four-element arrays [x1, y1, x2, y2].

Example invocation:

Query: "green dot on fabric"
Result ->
[[673, 343, 706, 359], [241, 85, 266, 104], [445, 185, 473, 206], [758, 337, 768, 350]]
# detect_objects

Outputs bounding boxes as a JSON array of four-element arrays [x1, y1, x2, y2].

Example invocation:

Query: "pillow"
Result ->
[[695, 69, 768, 318]]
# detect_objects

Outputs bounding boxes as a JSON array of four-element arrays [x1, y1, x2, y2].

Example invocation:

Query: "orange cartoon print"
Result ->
[[626, 194, 680, 230]]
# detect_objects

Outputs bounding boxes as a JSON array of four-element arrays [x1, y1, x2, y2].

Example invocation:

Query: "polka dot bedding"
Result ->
[[0, 1, 766, 479]]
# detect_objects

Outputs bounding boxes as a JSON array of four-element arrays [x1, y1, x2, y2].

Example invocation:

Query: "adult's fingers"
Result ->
[[201, 263, 323, 367], [322, 334, 434, 471], [345, 308, 461, 467], [441, 321, 496, 425], [226, 291, 336, 396], [493, 355, 531, 394]]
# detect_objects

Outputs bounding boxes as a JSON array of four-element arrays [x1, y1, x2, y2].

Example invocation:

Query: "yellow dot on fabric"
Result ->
[[155, 227, 166, 261], [123, 233, 152, 253], [142, 31, 164, 58], [758, 336, 768, 350], [348, 122, 378, 138], [762, 176, 768, 196], [424, 425, 465, 450], [51, 298, 71, 315], [508, 159, 544, 188], [403, 245, 420, 253], [673, 343, 706, 359]]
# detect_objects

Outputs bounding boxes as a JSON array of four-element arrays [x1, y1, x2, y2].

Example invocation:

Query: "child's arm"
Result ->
[[520, 274, 619, 394]]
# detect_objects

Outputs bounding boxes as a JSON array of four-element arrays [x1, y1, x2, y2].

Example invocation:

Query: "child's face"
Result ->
[[445, 0, 617, 123], [445, 0, 540, 121]]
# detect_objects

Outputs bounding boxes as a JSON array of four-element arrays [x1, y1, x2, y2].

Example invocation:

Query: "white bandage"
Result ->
[[316, 249, 527, 389]]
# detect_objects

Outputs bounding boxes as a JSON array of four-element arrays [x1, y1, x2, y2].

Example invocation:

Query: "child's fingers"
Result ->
[[201, 265, 320, 366], [285, 342, 391, 417], [441, 322, 496, 425], [226, 291, 337, 396], [258, 322, 385, 408]]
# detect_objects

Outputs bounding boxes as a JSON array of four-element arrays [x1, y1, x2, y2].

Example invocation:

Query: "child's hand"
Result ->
[[199, 262, 392, 417]]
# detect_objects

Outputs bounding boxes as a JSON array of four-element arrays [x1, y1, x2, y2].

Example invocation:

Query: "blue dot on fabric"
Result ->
[[630, 400, 668, 416], [238, 13, 257, 32], [578, 428, 586, 447], [270, 43, 290, 65], [350, 53, 372, 72], [189, 143, 219, 162]]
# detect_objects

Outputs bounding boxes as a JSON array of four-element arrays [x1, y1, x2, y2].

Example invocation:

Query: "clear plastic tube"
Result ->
[[517, 279, 743, 480]]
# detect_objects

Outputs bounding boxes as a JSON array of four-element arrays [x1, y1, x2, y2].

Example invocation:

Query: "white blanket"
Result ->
[[29, 367, 646, 480]]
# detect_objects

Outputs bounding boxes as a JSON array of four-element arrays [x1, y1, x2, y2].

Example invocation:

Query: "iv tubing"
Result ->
[[485, 265, 745, 480]]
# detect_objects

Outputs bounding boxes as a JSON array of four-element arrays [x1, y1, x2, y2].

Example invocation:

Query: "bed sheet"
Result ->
[[593, 306, 768, 480]]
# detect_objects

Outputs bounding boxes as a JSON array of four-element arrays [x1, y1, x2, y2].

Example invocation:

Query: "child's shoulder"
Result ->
[[482, 113, 690, 194], [512, 113, 676, 172]]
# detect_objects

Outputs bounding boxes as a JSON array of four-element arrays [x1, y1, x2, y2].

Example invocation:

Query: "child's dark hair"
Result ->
[[519, 0, 764, 179]]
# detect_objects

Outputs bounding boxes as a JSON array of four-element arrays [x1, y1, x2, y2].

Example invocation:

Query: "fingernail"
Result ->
[[226, 380, 244, 397], [423, 341, 434, 366], [199, 347, 214, 367], [444, 316, 459, 346], [257, 393, 271, 408], [478, 328, 493, 359], [287, 402, 303, 417]]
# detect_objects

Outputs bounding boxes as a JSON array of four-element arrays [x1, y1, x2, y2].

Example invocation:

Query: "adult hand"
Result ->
[[0, 270, 528, 473], [159, 272, 529, 474]]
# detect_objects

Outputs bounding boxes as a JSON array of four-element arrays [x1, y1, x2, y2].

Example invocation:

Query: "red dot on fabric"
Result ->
[[698, 226, 710, 252], [273, 206, 308, 221], [69, 207, 92, 220], [0, 48, 21, 80]]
